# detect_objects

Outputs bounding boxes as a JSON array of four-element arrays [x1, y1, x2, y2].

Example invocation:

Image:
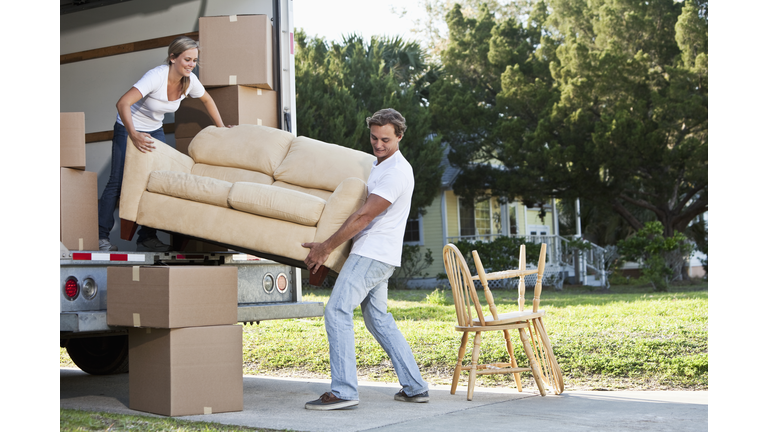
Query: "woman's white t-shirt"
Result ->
[[116, 64, 205, 132]]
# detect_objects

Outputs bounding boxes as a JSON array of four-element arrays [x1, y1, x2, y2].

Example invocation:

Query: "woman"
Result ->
[[98, 36, 225, 252]]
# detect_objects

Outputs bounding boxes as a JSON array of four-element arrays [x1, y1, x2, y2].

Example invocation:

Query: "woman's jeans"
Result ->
[[97, 122, 165, 242], [324, 254, 429, 401]]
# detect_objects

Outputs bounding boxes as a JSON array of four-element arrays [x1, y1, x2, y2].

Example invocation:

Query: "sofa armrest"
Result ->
[[314, 177, 368, 271], [119, 137, 196, 222]]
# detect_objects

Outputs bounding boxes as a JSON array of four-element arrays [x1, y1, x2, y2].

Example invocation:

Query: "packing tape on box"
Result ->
[[78, 238, 84, 251], [257, 119, 262, 125], [132, 266, 140, 281], [133, 313, 141, 327], [204, 407, 213, 415], [229, 15, 237, 22], [257, 89, 262, 96], [229, 75, 237, 85]]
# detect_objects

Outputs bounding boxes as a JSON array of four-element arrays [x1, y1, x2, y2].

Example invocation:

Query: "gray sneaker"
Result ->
[[99, 238, 117, 252], [394, 389, 429, 403], [137, 237, 171, 252], [305, 392, 358, 410]]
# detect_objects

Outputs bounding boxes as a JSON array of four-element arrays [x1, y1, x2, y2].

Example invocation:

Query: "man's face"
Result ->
[[370, 123, 401, 163]]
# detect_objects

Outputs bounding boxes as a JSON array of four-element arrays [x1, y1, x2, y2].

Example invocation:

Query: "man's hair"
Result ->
[[366, 108, 407, 137]]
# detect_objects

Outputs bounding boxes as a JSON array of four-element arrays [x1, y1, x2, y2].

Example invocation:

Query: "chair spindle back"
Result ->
[[443, 244, 485, 327], [532, 243, 547, 313]]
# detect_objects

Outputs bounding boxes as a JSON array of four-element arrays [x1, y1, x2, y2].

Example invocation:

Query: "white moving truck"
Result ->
[[60, 0, 322, 375]]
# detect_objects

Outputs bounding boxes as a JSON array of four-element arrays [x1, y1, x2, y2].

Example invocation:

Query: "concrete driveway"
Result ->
[[60, 367, 708, 431]]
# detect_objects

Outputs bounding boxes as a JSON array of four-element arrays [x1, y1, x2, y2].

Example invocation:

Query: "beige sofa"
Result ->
[[119, 125, 375, 284]]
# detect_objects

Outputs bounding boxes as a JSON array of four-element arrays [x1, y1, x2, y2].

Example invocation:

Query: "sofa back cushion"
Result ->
[[228, 182, 327, 227], [147, 171, 233, 208], [192, 164, 274, 185], [189, 124, 294, 176], [272, 136, 375, 192]]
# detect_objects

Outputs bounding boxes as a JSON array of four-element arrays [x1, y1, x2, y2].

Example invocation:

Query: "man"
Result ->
[[302, 108, 429, 411]]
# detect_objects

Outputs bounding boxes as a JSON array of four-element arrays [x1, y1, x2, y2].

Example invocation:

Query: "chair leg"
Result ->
[[526, 322, 550, 388], [502, 329, 523, 392], [308, 265, 330, 287], [467, 332, 482, 401], [451, 332, 469, 395], [120, 219, 137, 241], [518, 326, 547, 396], [533, 318, 564, 394]]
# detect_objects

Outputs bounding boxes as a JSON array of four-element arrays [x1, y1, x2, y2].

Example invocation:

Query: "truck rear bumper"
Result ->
[[237, 301, 324, 322], [61, 302, 324, 333]]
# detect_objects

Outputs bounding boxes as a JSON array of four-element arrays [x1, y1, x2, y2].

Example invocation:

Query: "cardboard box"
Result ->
[[199, 15, 273, 89], [60, 167, 99, 251], [61, 112, 86, 169], [129, 325, 243, 416], [175, 86, 278, 139], [107, 266, 238, 328]]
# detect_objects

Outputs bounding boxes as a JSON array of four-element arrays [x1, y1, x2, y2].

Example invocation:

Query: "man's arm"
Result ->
[[302, 194, 391, 275]]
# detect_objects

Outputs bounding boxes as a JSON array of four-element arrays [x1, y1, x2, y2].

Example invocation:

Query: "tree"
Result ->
[[429, 0, 708, 242], [294, 30, 444, 217]]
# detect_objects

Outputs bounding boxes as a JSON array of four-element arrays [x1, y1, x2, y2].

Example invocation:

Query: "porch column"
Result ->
[[441, 190, 448, 246]]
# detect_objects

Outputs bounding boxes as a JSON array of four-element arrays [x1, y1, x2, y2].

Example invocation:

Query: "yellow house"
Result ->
[[403, 152, 559, 285]]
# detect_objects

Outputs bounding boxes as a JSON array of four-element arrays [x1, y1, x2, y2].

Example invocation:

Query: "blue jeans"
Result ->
[[97, 122, 165, 242], [325, 254, 429, 400]]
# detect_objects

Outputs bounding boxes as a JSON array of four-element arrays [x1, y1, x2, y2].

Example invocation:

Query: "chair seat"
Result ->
[[473, 309, 546, 326]]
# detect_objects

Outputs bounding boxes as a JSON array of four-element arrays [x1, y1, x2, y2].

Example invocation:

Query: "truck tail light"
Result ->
[[277, 273, 288, 293], [64, 277, 80, 300], [263, 273, 275, 294], [82, 277, 98, 300]]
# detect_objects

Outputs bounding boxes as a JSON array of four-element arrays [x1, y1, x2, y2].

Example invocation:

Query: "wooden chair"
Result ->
[[471, 244, 564, 395], [443, 243, 548, 400]]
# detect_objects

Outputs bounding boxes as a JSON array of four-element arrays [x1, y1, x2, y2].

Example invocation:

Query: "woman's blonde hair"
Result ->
[[166, 36, 200, 96]]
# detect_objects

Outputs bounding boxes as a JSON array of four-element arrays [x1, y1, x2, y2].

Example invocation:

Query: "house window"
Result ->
[[459, 200, 475, 236], [403, 217, 422, 244], [459, 198, 502, 239], [508, 203, 518, 235], [475, 200, 491, 235]]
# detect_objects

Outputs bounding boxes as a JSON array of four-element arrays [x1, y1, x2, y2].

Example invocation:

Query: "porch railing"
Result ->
[[446, 234, 610, 288]]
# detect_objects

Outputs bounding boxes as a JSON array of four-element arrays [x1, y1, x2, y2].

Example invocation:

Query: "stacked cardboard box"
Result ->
[[175, 15, 278, 155], [60, 112, 99, 251], [107, 265, 243, 417]]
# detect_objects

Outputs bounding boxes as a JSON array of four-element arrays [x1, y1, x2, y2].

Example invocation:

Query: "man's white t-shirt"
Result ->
[[350, 150, 414, 267], [116, 64, 205, 132]]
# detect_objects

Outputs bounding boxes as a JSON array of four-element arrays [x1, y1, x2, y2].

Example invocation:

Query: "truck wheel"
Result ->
[[66, 335, 129, 375]]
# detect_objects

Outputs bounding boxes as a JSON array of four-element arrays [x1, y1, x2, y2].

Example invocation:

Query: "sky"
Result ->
[[293, 0, 431, 44]]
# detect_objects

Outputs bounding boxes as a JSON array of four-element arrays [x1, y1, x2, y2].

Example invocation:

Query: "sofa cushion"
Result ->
[[189, 124, 294, 176], [228, 182, 326, 227], [272, 181, 333, 201], [192, 163, 274, 185], [146, 171, 232, 208], [272, 136, 375, 192]]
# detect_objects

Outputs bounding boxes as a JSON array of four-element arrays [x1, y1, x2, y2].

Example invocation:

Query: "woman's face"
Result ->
[[171, 48, 198, 78]]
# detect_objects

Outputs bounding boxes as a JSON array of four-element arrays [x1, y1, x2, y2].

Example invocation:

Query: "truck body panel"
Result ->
[[60, 1, 321, 375]]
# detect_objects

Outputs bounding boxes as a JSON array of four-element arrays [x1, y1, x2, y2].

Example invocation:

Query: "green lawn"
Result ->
[[61, 282, 708, 391], [60, 409, 278, 432]]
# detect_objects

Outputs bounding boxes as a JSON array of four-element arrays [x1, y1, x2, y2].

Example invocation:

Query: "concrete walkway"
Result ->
[[60, 367, 707, 431]]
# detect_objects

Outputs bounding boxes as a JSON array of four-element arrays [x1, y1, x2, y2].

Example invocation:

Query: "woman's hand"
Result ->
[[130, 131, 156, 153]]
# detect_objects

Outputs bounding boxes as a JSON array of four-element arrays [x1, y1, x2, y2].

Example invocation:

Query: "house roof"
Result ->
[[440, 145, 461, 188]]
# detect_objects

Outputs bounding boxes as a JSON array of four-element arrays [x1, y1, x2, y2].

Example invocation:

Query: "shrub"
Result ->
[[391, 245, 434, 289], [617, 222, 694, 292]]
